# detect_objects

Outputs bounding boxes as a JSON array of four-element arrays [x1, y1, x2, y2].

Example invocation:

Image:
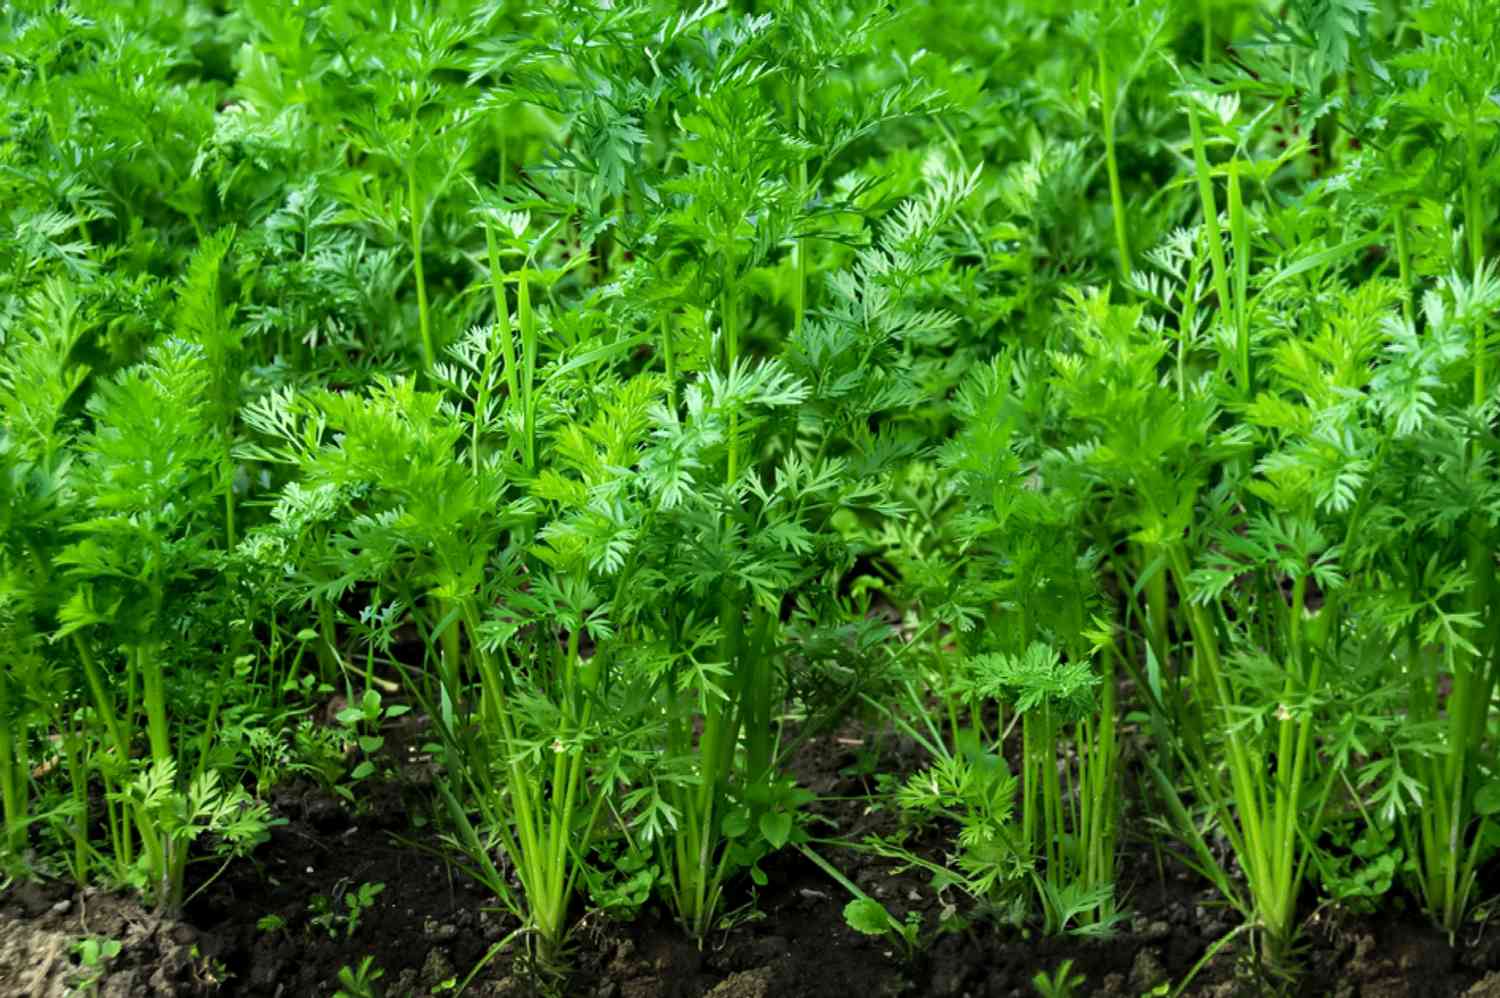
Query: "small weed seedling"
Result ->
[[334, 956, 384, 998], [1031, 959, 1085, 998], [309, 881, 386, 940], [69, 936, 122, 995]]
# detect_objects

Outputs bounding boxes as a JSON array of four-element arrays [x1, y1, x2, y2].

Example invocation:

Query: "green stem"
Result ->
[[518, 264, 537, 473], [408, 154, 433, 372], [480, 224, 519, 472], [1467, 117, 1487, 410], [138, 643, 170, 768], [1439, 116, 1499, 936], [1200, 0, 1213, 65], [661, 315, 678, 413], [1266, 575, 1311, 948], [1041, 706, 1063, 882], [438, 600, 463, 708], [1099, 53, 1131, 282], [1468, 116, 1486, 283], [75, 635, 130, 776], [1227, 158, 1251, 398], [223, 433, 236, 549], [1179, 241, 1204, 398], [62, 718, 90, 885], [73, 634, 135, 871], [723, 274, 740, 484], [1188, 106, 1234, 381], [0, 710, 23, 856], [676, 582, 747, 941], [791, 74, 809, 333], [1091, 643, 1118, 915], [742, 605, 775, 788], [1142, 548, 1170, 673], [1395, 203, 1414, 325]]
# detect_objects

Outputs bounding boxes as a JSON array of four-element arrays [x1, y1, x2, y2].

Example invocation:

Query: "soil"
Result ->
[[5, 718, 1500, 998]]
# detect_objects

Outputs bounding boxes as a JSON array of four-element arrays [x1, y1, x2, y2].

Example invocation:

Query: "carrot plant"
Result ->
[[15, 2, 1500, 994]]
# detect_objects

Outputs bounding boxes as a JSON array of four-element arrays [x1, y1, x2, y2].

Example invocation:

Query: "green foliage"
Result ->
[[334, 956, 384, 998], [1031, 959, 1086, 998], [69, 936, 123, 995], [9, 1, 1500, 992], [309, 881, 385, 940]]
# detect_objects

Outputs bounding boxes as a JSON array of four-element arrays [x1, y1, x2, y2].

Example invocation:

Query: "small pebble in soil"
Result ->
[[1129, 947, 1168, 993], [704, 967, 773, 998], [422, 946, 456, 986], [422, 916, 458, 941]]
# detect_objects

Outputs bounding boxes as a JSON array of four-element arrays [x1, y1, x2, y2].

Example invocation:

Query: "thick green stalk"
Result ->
[[1265, 575, 1314, 950], [723, 274, 741, 484], [1468, 116, 1487, 405], [1166, 551, 1267, 883], [1395, 204, 1414, 325], [73, 634, 136, 872], [315, 598, 341, 683], [466, 611, 576, 958], [74, 635, 130, 784], [1141, 546, 1170, 675], [674, 582, 747, 940], [135, 640, 187, 910], [791, 74, 809, 334], [1468, 116, 1486, 284], [742, 605, 776, 788], [1041, 707, 1063, 880], [1178, 243, 1204, 397], [1167, 546, 1321, 963], [222, 434, 236, 549], [1200, 0, 1213, 64], [1099, 53, 1131, 282], [661, 316, 678, 413], [1227, 159, 1251, 398], [138, 644, 171, 768], [1435, 114, 1498, 937], [1080, 634, 1119, 924], [61, 720, 90, 885], [1188, 106, 1234, 379], [518, 265, 537, 473], [1021, 714, 1038, 858], [436, 597, 464, 709], [480, 224, 519, 472], [408, 154, 433, 372], [0, 711, 22, 856], [475, 642, 546, 894], [545, 630, 581, 887]]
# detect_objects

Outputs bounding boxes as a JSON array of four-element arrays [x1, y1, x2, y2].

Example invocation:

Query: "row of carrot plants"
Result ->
[[4, 0, 1500, 990]]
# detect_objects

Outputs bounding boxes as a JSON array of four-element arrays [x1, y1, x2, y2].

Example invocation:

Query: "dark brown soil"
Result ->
[[4, 719, 1500, 998]]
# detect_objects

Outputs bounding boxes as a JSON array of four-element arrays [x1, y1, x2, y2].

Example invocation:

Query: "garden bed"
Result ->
[[4, 721, 1496, 998], [9, 3, 1500, 997]]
